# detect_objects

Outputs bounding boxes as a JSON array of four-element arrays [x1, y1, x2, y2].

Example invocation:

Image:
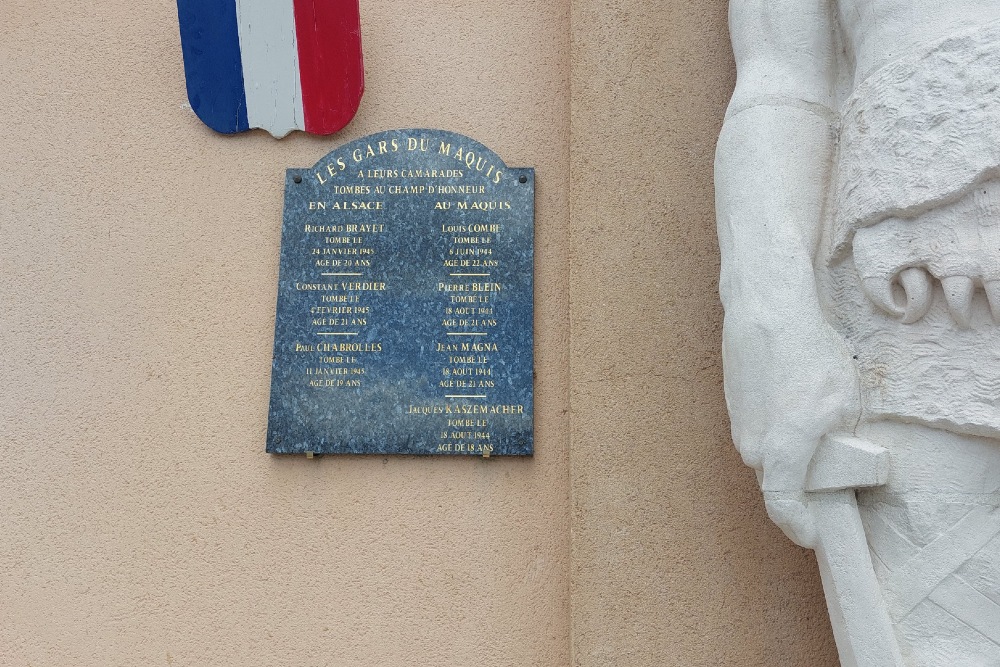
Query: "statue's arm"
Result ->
[[716, 0, 859, 545]]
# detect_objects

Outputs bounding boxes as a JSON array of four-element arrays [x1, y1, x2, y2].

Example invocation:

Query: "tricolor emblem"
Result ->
[[176, 0, 364, 137]]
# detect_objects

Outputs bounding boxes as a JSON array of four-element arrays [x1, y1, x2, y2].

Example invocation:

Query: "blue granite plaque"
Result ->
[[267, 130, 534, 456]]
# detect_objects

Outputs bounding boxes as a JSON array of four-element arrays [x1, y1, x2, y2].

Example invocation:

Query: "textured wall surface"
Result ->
[[0, 1, 569, 665], [2, 0, 844, 665], [568, 1, 840, 665]]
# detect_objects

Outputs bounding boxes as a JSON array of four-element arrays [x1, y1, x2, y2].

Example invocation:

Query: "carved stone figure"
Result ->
[[716, 2, 1000, 664]]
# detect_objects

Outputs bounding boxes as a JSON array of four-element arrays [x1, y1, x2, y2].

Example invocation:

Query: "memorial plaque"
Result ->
[[266, 129, 534, 456]]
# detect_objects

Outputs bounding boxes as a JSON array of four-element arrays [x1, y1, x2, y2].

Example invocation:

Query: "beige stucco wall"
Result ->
[[2, 1, 842, 665], [2, 1, 569, 665], [568, 1, 839, 665]]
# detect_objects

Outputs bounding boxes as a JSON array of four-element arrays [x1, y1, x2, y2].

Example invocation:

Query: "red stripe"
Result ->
[[293, 0, 365, 135]]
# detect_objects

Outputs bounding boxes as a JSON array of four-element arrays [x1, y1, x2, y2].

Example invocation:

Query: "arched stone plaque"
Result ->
[[267, 130, 534, 456]]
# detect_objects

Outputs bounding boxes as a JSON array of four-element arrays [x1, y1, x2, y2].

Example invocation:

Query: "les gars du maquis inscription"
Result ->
[[266, 129, 534, 456]]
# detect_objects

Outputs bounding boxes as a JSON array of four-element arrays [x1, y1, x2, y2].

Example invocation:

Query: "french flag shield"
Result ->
[[176, 0, 364, 137]]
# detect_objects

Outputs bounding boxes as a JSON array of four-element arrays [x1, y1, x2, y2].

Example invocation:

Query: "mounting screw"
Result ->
[[518, 175, 527, 184], [293, 175, 303, 184]]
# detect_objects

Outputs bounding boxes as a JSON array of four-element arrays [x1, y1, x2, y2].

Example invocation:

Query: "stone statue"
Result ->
[[716, 1, 1000, 664]]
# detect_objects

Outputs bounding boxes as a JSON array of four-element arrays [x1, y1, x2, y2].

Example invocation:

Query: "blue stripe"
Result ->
[[176, 0, 249, 134]]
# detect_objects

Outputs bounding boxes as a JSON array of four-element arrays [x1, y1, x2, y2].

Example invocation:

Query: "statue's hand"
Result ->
[[723, 311, 861, 548], [763, 490, 818, 548]]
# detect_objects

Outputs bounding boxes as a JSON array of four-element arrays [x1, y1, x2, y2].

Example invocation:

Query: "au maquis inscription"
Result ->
[[266, 129, 534, 456]]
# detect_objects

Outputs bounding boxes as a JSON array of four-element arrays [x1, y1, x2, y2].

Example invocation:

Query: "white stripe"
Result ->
[[234, 0, 305, 138]]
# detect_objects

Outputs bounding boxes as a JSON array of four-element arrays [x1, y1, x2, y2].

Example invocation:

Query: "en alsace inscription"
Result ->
[[266, 130, 534, 456]]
